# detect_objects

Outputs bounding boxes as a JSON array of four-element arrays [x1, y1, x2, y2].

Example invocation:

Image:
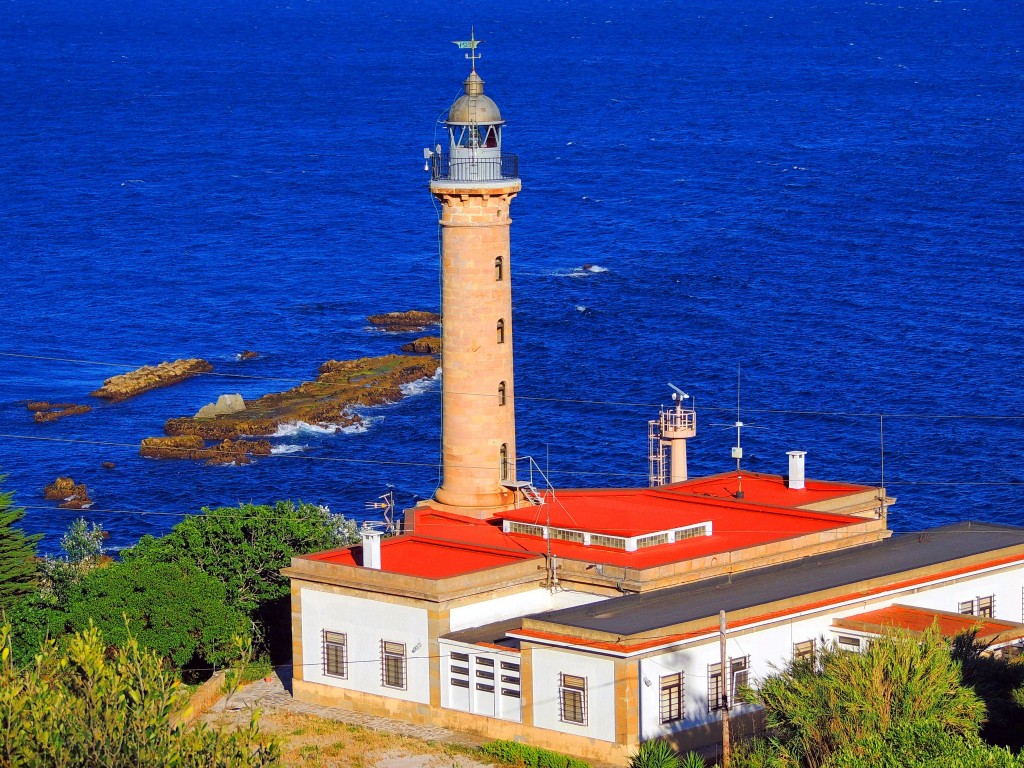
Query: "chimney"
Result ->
[[360, 524, 383, 569], [787, 451, 806, 490]]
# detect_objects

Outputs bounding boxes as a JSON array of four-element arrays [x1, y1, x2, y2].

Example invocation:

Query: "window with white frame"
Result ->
[[381, 640, 407, 689], [323, 631, 347, 678], [659, 672, 683, 724], [559, 673, 587, 725], [707, 656, 749, 712], [837, 634, 862, 652]]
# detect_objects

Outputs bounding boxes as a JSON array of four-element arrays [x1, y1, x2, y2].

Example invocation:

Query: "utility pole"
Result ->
[[720, 609, 731, 768]]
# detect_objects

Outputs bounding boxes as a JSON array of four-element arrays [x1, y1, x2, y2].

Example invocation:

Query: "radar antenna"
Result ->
[[365, 485, 396, 534]]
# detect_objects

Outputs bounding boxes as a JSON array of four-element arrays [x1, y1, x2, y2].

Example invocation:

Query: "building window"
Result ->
[[794, 640, 815, 663], [708, 657, 749, 712], [508, 521, 544, 537], [498, 380, 507, 405], [495, 255, 504, 281], [960, 596, 996, 617], [837, 635, 862, 653], [659, 672, 683, 724], [559, 674, 587, 725], [978, 595, 995, 618], [496, 319, 506, 344], [549, 527, 585, 543], [589, 533, 627, 550], [381, 640, 407, 689], [636, 532, 670, 549], [500, 443, 510, 481], [323, 631, 347, 678]]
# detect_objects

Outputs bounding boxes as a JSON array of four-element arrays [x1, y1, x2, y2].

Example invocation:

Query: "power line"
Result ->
[[4, 350, 1024, 420]]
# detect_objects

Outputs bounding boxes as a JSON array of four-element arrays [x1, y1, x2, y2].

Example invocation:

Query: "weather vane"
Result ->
[[452, 28, 483, 70]]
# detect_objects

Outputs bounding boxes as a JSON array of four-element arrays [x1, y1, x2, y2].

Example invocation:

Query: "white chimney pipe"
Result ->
[[360, 524, 383, 570], [787, 451, 806, 490]]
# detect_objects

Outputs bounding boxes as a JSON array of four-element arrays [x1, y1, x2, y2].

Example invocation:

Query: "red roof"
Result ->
[[299, 474, 874, 580], [307, 535, 541, 579], [833, 604, 1024, 641]]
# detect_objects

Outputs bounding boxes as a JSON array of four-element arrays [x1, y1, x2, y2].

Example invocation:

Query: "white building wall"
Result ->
[[638, 563, 1024, 740], [532, 647, 617, 742], [300, 588, 430, 705], [449, 589, 606, 633]]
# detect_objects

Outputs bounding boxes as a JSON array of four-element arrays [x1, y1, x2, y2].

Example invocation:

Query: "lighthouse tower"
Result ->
[[428, 36, 522, 516]]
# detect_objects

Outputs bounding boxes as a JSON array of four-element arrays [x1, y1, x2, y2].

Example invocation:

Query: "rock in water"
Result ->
[[43, 476, 92, 509], [91, 359, 214, 401], [194, 393, 246, 418], [400, 336, 441, 354], [238, 350, 259, 360], [140, 436, 271, 465], [367, 310, 440, 332], [27, 401, 93, 422]]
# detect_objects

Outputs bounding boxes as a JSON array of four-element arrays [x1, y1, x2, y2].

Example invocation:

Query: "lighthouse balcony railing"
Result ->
[[431, 153, 519, 183], [660, 407, 697, 438]]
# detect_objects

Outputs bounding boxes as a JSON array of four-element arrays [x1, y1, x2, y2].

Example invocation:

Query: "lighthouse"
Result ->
[[428, 34, 522, 515]]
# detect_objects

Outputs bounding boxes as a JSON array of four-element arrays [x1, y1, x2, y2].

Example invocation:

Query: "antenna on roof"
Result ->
[[365, 485, 396, 534], [710, 364, 764, 498]]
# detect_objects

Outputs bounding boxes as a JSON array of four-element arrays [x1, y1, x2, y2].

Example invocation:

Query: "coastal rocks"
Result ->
[[368, 310, 440, 332], [27, 401, 93, 423], [194, 393, 246, 419], [102, 462, 116, 469], [238, 350, 259, 360], [400, 336, 441, 355], [153, 354, 439, 449], [44, 476, 92, 509], [140, 436, 272, 465], [91, 359, 214, 401]]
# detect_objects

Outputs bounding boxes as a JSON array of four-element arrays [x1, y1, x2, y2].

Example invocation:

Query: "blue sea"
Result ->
[[2, 0, 1022, 554]]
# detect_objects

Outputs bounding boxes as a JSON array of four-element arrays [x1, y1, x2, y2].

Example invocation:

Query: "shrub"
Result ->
[[629, 740, 682, 768], [480, 739, 591, 768]]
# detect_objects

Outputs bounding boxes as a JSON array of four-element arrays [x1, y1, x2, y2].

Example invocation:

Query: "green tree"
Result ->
[[0, 621, 280, 767], [64, 559, 249, 668], [124, 501, 358, 616], [0, 479, 41, 609], [739, 627, 986, 768], [40, 517, 107, 604], [952, 631, 1024, 750]]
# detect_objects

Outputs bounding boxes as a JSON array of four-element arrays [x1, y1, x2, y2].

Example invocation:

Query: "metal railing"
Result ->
[[431, 152, 519, 182]]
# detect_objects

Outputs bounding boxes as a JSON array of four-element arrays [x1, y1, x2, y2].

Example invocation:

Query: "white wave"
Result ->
[[400, 370, 441, 397], [273, 421, 348, 437], [586, 265, 609, 273], [576, 305, 588, 312], [270, 443, 308, 455]]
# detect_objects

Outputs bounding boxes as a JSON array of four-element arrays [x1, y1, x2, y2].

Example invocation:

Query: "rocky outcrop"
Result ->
[[27, 402, 93, 423], [91, 359, 214, 401], [102, 462, 116, 469], [140, 436, 272, 465], [44, 476, 92, 509], [152, 354, 439, 448], [238, 350, 259, 360], [194, 394, 246, 419], [400, 336, 441, 354], [368, 310, 440, 332]]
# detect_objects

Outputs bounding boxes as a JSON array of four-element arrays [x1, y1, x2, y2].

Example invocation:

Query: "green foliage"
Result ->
[[680, 752, 709, 768], [2, 593, 66, 668], [0, 481, 41, 609], [0, 620, 280, 768], [629, 740, 682, 768], [124, 501, 359, 616], [40, 518, 107, 604], [740, 627, 986, 768], [827, 722, 1024, 768], [63, 559, 249, 668], [951, 632, 1024, 750], [479, 739, 591, 768]]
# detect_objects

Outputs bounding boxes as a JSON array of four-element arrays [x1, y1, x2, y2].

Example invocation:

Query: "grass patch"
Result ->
[[479, 740, 590, 768]]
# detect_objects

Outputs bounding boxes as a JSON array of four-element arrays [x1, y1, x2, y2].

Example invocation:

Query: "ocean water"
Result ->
[[2, 0, 1022, 554]]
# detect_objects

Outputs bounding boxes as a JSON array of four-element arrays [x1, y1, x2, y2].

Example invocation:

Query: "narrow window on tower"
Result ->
[[495, 255, 504, 281], [498, 381, 507, 406], [500, 444, 509, 481], [496, 319, 506, 344]]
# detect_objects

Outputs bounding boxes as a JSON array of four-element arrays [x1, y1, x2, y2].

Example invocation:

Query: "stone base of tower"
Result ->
[[412, 496, 526, 521]]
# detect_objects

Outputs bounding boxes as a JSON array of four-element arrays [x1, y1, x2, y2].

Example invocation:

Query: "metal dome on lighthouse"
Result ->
[[428, 31, 519, 185]]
